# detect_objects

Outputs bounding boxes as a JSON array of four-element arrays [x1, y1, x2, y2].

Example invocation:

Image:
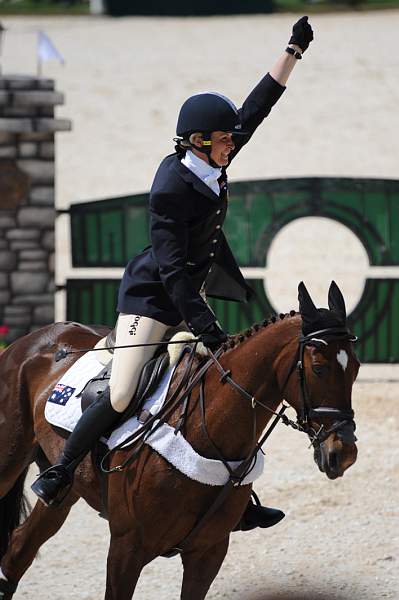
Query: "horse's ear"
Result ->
[[298, 281, 319, 322], [328, 280, 346, 322]]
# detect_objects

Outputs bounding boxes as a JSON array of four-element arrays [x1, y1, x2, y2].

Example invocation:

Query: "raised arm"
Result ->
[[270, 16, 314, 86], [230, 16, 314, 160]]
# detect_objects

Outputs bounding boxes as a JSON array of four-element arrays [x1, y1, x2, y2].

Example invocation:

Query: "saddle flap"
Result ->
[[80, 352, 170, 423], [80, 364, 111, 413], [135, 352, 170, 404]]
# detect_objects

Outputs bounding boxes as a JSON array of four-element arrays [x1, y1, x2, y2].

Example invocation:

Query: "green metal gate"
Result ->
[[66, 177, 399, 363]]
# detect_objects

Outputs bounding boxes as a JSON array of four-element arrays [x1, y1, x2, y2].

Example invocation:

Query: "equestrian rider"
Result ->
[[32, 17, 314, 529]]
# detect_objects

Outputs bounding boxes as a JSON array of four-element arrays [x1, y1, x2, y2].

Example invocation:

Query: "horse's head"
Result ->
[[288, 281, 360, 480]]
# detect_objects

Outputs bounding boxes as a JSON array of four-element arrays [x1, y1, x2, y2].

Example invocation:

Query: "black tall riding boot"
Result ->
[[31, 388, 120, 506], [233, 491, 285, 532]]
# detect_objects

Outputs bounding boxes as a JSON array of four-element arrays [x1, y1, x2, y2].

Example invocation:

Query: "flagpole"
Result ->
[[37, 31, 42, 77]]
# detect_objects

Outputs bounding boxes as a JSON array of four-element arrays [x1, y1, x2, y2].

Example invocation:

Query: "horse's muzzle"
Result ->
[[314, 435, 358, 479]]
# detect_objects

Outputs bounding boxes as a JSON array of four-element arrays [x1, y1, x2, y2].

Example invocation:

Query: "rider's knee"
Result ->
[[109, 385, 135, 413]]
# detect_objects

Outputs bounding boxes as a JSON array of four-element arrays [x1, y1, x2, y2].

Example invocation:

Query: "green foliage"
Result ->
[[1, 0, 398, 15], [275, 0, 399, 12], [0, 0, 89, 15]]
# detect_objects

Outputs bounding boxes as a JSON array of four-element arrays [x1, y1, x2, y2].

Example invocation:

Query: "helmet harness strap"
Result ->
[[191, 131, 220, 168]]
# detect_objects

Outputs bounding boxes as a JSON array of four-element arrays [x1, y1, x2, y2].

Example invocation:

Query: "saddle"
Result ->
[[80, 351, 170, 425], [79, 323, 192, 423]]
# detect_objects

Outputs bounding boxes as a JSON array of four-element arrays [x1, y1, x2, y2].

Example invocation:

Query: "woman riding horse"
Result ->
[[31, 17, 314, 526]]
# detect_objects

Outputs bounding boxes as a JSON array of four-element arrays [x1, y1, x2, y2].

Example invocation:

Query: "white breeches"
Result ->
[[92, 286, 212, 413], [101, 314, 169, 413]]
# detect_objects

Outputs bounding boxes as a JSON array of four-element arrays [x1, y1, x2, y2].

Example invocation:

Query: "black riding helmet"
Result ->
[[175, 92, 247, 164], [176, 92, 245, 137]]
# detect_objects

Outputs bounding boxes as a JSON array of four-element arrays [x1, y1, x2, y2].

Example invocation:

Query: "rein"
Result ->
[[97, 322, 357, 556], [165, 327, 358, 555], [99, 344, 204, 473]]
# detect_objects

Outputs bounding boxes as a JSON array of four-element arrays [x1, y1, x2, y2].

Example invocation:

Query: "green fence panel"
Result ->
[[70, 178, 399, 269], [71, 195, 149, 267], [67, 177, 399, 363], [66, 276, 399, 364]]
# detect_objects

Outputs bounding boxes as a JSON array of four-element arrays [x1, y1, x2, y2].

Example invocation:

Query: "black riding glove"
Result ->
[[289, 16, 314, 53], [199, 322, 228, 352]]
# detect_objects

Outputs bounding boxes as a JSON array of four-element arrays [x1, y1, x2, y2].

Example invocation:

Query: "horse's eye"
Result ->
[[312, 364, 329, 377]]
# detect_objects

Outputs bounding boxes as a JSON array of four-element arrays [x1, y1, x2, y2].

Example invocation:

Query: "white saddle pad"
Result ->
[[45, 350, 264, 486]]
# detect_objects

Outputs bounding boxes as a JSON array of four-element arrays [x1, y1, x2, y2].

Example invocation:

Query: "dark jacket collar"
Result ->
[[172, 154, 224, 203]]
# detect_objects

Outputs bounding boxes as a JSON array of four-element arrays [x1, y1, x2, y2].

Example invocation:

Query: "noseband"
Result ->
[[292, 326, 358, 447]]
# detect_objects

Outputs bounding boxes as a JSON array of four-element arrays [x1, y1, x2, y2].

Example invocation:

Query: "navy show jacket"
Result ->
[[117, 73, 285, 335]]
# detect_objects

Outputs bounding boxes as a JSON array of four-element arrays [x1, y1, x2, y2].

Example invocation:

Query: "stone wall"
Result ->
[[0, 75, 71, 343]]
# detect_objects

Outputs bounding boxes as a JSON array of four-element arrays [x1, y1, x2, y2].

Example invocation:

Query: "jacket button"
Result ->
[[209, 252, 215, 258], [216, 209, 221, 214], [212, 239, 218, 244], [216, 225, 221, 229]]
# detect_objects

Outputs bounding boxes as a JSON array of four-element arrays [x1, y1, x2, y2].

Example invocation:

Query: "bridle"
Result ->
[[208, 325, 358, 452], [98, 323, 359, 556], [238, 325, 358, 449], [294, 326, 358, 447], [161, 324, 359, 556], [102, 323, 358, 476]]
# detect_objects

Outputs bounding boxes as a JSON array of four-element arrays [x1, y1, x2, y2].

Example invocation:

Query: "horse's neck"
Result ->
[[224, 317, 300, 409], [200, 317, 301, 459]]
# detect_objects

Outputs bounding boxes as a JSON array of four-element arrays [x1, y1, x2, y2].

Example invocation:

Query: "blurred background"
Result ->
[[0, 2, 398, 599], [1, 0, 399, 364], [0, 0, 398, 15]]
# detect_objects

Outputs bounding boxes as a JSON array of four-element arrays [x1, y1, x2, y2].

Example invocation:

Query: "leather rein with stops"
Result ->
[[98, 324, 358, 556], [160, 325, 359, 556], [208, 325, 358, 451]]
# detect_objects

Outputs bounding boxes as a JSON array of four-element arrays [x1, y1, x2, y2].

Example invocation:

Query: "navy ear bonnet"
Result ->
[[298, 281, 347, 336], [301, 307, 346, 337]]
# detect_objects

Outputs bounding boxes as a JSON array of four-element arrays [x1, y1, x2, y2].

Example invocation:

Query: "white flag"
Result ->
[[38, 31, 65, 65]]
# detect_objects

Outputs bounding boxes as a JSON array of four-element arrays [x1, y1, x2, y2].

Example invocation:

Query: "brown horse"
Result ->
[[0, 282, 359, 600]]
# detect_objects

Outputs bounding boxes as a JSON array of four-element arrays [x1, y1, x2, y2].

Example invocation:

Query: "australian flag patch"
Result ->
[[48, 383, 76, 406]]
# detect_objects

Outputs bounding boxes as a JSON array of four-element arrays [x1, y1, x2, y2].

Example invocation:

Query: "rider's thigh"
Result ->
[[109, 313, 169, 413]]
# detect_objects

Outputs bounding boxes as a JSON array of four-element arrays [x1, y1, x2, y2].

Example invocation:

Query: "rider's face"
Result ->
[[209, 131, 235, 167]]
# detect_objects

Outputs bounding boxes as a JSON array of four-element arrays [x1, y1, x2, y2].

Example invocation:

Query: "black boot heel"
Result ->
[[31, 464, 72, 507], [234, 490, 285, 532]]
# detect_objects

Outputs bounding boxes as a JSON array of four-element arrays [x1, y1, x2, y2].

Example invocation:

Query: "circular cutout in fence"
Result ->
[[264, 217, 369, 315]]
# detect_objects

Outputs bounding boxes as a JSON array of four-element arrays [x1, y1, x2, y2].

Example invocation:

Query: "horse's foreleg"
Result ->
[[0, 492, 79, 594], [180, 537, 230, 600], [105, 532, 144, 600]]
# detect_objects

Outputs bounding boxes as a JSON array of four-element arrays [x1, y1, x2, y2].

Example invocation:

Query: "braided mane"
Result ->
[[220, 310, 297, 354]]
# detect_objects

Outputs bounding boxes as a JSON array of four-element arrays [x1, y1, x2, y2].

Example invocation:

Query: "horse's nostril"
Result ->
[[313, 446, 325, 472], [329, 451, 339, 471]]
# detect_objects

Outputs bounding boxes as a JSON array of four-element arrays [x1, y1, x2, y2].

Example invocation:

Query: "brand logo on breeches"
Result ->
[[128, 316, 142, 336]]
